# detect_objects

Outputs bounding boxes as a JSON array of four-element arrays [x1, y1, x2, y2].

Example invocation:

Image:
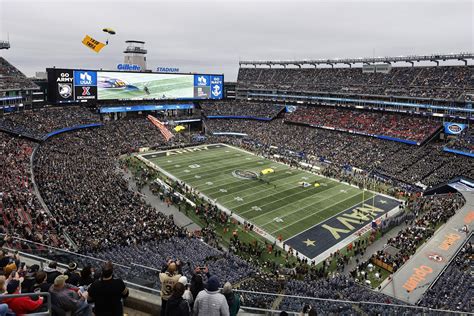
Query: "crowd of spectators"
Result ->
[[359, 194, 464, 272], [418, 236, 472, 312], [0, 57, 38, 91], [201, 101, 284, 119], [0, 107, 100, 140], [0, 133, 65, 248], [286, 106, 440, 142], [206, 118, 474, 189], [0, 250, 129, 315], [279, 275, 406, 314], [0, 104, 471, 314], [237, 65, 474, 100], [34, 118, 178, 252], [446, 127, 474, 154]]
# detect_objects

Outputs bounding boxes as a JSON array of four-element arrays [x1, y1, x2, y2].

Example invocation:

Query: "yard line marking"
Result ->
[[175, 156, 268, 180], [214, 173, 315, 203], [267, 191, 371, 235], [234, 179, 340, 214], [220, 172, 326, 203], [245, 183, 348, 219]]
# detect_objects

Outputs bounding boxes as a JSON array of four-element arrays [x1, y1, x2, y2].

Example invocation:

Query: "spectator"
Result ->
[[49, 275, 91, 316], [222, 282, 240, 316], [0, 276, 6, 294], [160, 261, 182, 312], [32, 271, 51, 297], [0, 250, 19, 274], [65, 262, 81, 286], [21, 264, 39, 293], [0, 251, 10, 270], [0, 276, 11, 316], [178, 276, 194, 306], [190, 267, 206, 301], [78, 266, 95, 287], [45, 261, 62, 284], [165, 282, 191, 316], [3, 279, 45, 314], [0, 304, 9, 316], [193, 275, 230, 316], [87, 261, 128, 316]]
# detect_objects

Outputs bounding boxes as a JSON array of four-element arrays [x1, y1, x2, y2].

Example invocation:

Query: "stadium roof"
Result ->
[[239, 52, 474, 67]]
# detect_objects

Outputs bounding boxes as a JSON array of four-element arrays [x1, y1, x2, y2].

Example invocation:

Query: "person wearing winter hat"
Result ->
[[44, 261, 62, 284], [65, 262, 81, 286], [221, 282, 240, 316], [178, 276, 193, 307], [193, 276, 229, 316], [50, 275, 91, 316], [159, 261, 182, 313], [164, 282, 190, 316]]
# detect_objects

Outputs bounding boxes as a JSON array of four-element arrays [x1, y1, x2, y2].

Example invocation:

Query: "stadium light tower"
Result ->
[[123, 40, 147, 71], [0, 40, 10, 49]]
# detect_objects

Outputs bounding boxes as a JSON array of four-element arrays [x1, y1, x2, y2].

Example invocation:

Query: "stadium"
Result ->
[[0, 1, 473, 315]]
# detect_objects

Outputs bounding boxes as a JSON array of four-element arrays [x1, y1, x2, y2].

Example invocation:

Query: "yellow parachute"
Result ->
[[102, 28, 116, 35], [261, 168, 274, 175], [174, 125, 186, 132]]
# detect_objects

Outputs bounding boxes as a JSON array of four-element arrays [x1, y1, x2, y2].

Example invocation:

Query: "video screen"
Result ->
[[97, 72, 194, 101], [47, 68, 224, 103]]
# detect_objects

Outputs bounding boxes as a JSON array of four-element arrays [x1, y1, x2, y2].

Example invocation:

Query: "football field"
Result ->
[[140, 144, 399, 259]]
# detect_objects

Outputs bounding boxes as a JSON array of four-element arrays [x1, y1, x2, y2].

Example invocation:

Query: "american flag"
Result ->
[[147, 115, 174, 142]]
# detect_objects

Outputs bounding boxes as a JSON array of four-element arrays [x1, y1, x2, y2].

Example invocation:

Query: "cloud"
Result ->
[[0, 0, 472, 80]]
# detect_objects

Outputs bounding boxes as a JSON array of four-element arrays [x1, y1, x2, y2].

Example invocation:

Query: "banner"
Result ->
[[444, 122, 467, 135], [82, 35, 106, 53], [147, 115, 174, 141]]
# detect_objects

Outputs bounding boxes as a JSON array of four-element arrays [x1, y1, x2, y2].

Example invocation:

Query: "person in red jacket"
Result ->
[[2, 279, 45, 314]]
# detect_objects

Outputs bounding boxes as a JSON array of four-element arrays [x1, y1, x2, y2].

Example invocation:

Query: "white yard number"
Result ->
[[274, 217, 284, 223]]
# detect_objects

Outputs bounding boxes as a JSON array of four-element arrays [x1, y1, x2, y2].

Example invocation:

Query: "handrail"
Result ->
[[131, 262, 161, 272], [232, 289, 472, 315], [123, 280, 161, 295], [0, 292, 51, 315], [1, 240, 471, 315], [0, 235, 131, 270]]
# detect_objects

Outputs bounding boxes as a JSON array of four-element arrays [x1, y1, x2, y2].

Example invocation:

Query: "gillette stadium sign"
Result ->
[[157, 67, 180, 73], [117, 64, 141, 71]]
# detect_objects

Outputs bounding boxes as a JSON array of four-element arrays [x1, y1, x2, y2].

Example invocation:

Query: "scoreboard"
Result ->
[[47, 68, 224, 103]]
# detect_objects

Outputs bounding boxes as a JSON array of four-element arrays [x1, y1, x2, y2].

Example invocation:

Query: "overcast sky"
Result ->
[[0, 0, 472, 79]]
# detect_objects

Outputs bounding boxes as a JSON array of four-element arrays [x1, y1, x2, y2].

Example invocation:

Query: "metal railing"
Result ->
[[0, 292, 51, 315], [2, 235, 472, 315], [239, 52, 474, 67]]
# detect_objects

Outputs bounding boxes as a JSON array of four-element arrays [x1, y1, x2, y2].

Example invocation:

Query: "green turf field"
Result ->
[[141, 144, 374, 241], [98, 73, 193, 100]]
